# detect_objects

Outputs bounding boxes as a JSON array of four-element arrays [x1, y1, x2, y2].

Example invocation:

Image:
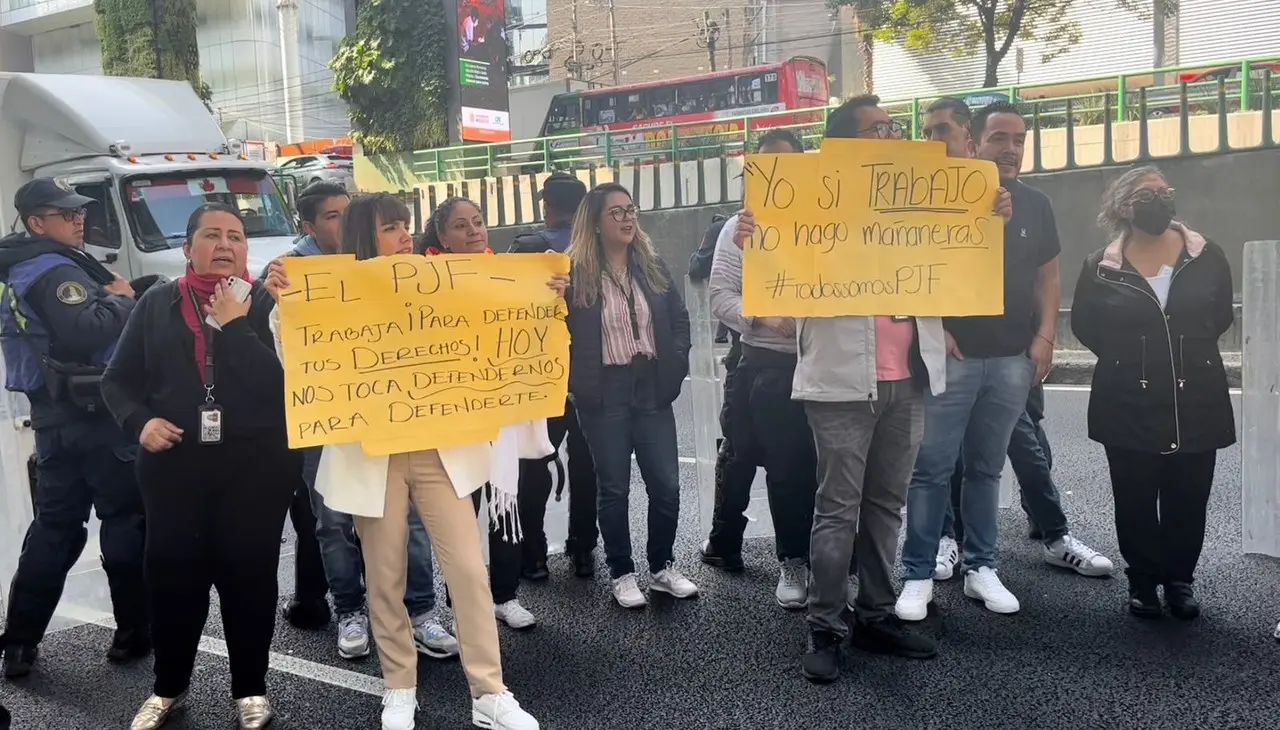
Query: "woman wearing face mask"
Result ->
[[565, 183, 696, 609], [102, 203, 300, 729], [415, 196, 536, 631], [1071, 165, 1234, 621], [265, 193, 560, 730]]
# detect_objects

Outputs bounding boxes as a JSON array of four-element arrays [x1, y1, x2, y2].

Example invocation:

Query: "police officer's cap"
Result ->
[[15, 178, 96, 218], [538, 172, 587, 212]]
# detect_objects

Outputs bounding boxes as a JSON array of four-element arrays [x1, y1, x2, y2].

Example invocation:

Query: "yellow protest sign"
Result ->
[[742, 138, 1004, 317], [277, 253, 570, 452]]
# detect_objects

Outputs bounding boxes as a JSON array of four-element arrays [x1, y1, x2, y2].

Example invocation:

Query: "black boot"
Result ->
[[571, 550, 595, 578], [0, 700, 11, 728], [2, 644, 37, 680], [1127, 579, 1162, 619], [801, 629, 842, 684], [283, 597, 332, 630], [106, 626, 151, 663], [521, 558, 550, 581], [698, 539, 744, 572], [1164, 582, 1201, 620]]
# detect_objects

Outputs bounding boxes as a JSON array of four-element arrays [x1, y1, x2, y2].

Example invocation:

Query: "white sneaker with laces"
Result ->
[[935, 536, 960, 580], [612, 574, 647, 608], [963, 567, 1020, 614], [381, 688, 417, 730], [472, 691, 540, 730], [336, 611, 371, 660], [650, 562, 699, 598], [1043, 535, 1114, 577], [776, 558, 808, 609], [894, 579, 933, 621], [495, 600, 537, 629], [411, 614, 459, 659]]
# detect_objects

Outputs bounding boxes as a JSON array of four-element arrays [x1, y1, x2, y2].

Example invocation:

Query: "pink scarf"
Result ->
[[178, 270, 253, 379]]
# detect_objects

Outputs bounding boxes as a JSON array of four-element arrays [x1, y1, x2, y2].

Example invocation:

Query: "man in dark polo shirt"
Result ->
[[895, 102, 1064, 621]]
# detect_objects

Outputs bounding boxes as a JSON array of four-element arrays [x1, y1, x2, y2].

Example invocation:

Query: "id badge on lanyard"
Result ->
[[190, 287, 223, 445]]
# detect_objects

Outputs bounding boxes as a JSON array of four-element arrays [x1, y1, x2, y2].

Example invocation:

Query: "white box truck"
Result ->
[[0, 73, 302, 629]]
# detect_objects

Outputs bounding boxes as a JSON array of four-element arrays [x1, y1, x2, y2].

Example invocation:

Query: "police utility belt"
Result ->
[[39, 355, 107, 415]]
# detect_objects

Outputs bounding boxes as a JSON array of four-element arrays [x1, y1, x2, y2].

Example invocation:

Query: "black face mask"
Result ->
[[1131, 198, 1175, 235]]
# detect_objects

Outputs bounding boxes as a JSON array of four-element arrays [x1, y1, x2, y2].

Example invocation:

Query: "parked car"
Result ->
[[276, 153, 355, 191]]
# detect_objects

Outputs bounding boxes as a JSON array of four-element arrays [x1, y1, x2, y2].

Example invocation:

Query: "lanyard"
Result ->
[[607, 268, 642, 341], [186, 285, 217, 404]]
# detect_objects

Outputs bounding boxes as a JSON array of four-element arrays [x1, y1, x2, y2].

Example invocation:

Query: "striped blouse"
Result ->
[[600, 269, 657, 365]]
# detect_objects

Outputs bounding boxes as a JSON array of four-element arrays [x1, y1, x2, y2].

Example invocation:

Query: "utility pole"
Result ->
[[1153, 0, 1167, 85], [570, 0, 581, 80], [695, 11, 720, 72], [277, 0, 304, 143], [721, 8, 732, 70], [607, 0, 620, 85]]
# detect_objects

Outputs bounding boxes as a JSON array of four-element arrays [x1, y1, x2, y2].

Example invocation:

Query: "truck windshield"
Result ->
[[124, 170, 297, 251]]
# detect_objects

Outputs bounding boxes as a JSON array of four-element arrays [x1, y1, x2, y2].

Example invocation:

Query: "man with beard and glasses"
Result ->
[[897, 101, 1074, 621], [915, 99, 1113, 593]]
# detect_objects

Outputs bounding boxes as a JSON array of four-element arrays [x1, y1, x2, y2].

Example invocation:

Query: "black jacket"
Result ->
[[686, 215, 727, 283], [1071, 231, 1235, 455], [565, 258, 691, 409], [102, 280, 287, 442]]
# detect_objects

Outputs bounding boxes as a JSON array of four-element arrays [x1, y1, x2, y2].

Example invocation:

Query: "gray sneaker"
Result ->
[[775, 558, 808, 610], [336, 612, 371, 660], [412, 614, 459, 659]]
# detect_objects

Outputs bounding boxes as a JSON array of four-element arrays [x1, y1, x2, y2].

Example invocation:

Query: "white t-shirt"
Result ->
[[1146, 264, 1174, 310]]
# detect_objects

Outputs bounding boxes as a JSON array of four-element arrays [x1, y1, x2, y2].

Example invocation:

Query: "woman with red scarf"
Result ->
[[102, 202, 299, 730]]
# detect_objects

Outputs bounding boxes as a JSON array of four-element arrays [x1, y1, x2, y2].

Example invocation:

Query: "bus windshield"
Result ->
[[124, 170, 298, 251]]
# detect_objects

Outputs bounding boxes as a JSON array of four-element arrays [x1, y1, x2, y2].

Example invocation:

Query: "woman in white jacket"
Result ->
[[265, 193, 564, 730]]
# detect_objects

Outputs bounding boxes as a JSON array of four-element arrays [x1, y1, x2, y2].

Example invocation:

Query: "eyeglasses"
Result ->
[[38, 208, 86, 222], [1128, 188, 1176, 204], [859, 120, 905, 139], [607, 205, 640, 222]]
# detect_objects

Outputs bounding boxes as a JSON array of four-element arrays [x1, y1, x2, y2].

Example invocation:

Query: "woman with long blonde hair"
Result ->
[[564, 183, 696, 609]]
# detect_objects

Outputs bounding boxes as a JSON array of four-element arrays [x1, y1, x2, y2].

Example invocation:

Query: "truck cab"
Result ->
[[0, 73, 300, 279]]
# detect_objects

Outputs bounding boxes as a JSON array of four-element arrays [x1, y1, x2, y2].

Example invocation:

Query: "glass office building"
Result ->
[[0, 0, 352, 142]]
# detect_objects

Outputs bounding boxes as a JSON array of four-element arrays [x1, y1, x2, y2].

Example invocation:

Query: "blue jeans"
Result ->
[[576, 365, 682, 579], [302, 447, 436, 617], [941, 385, 1069, 545], [902, 354, 1035, 580]]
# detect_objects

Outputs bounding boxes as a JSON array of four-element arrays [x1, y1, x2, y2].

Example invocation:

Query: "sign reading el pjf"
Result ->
[[742, 138, 1005, 318], [277, 253, 570, 453]]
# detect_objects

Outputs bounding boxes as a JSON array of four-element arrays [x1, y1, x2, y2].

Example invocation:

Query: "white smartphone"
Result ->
[[205, 276, 253, 330]]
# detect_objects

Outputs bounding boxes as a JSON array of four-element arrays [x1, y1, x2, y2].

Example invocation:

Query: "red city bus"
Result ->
[[538, 56, 830, 161]]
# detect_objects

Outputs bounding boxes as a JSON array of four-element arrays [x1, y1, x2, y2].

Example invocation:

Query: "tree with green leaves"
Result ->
[[331, 0, 450, 154], [836, 0, 1177, 88], [94, 0, 211, 103]]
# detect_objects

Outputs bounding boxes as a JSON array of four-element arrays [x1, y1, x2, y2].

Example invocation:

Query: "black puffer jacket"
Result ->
[[1071, 224, 1235, 455]]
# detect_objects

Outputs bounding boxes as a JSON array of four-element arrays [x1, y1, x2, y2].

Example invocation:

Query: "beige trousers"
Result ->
[[353, 449, 506, 694]]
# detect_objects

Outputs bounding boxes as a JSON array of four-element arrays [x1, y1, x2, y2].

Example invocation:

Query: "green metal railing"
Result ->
[[371, 55, 1280, 184]]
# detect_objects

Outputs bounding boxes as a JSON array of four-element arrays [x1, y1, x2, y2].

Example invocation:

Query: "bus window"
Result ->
[[625, 93, 647, 121], [736, 72, 779, 106], [543, 95, 582, 135], [583, 95, 619, 127], [650, 87, 676, 118], [677, 79, 736, 113]]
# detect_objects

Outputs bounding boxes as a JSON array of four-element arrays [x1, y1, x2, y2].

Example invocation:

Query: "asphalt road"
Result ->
[[2, 387, 1278, 730]]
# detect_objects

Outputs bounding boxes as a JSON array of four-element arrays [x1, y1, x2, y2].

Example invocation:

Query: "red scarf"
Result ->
[[424, 246, 494, 256], [179, 269, 253, 377]]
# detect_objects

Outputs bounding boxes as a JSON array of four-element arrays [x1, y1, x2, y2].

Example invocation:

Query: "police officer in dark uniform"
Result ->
[[0, 178, 149, 679]]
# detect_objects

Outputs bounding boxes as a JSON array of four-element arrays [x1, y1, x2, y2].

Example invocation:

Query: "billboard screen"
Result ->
[[457, 0, 512, 143]]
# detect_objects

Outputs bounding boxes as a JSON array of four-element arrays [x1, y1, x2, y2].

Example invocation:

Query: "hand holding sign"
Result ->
[[741, 138, 1004, 318], [277, 253, 571, 452]]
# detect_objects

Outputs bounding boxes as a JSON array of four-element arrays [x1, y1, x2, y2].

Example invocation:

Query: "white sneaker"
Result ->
[[612, 574, 647, 608], [472, 691, 539, 730], [935, 536, 960, 580], [963, 567, 1020, 614], [336, 611, 371, 660], [894, 579, 934, 622], [495, 600, 537, 630], [775, 558, 808, 609], [411, 614, 459, 659], [650, 563, 699, 599], [1043, 535, 1114, 577], [381, 688, 417, 730]]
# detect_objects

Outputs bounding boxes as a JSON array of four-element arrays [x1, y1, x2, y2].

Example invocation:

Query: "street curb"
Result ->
[[1047, 350, 1243, 387]]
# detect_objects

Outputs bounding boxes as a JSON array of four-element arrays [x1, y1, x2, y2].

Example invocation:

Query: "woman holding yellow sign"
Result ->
[[564, 182, 697, 609], [264, 193, 565, 730]]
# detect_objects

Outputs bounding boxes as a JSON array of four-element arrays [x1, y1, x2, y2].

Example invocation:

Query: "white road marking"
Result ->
[[52, 602, 385, 697]]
